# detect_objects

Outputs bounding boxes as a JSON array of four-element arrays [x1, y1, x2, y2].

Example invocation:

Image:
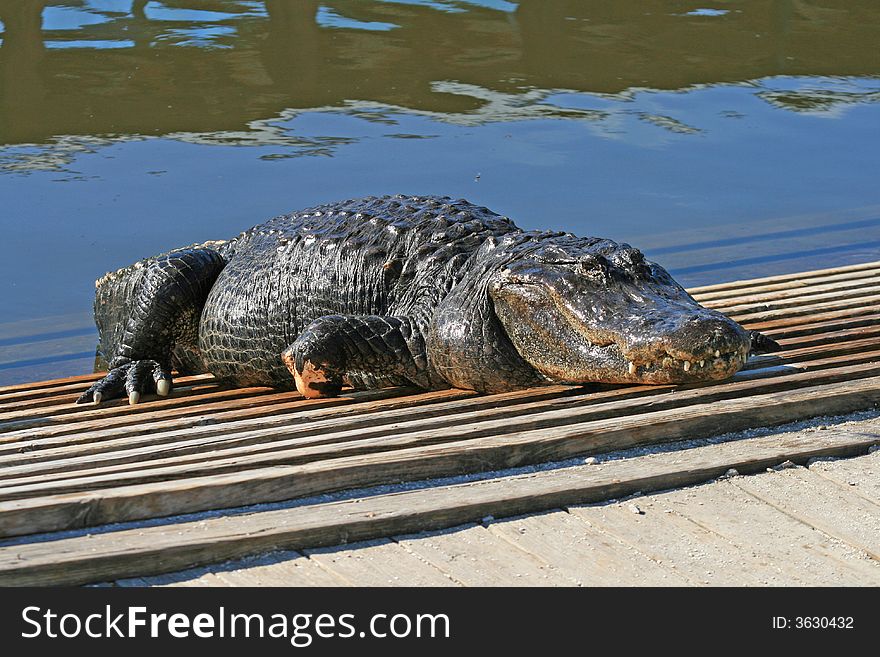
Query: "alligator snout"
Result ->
[[621, 314, 751, 381]]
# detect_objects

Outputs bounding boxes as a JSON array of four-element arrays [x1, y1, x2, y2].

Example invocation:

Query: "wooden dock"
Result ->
[[2, 260, 880, 586]]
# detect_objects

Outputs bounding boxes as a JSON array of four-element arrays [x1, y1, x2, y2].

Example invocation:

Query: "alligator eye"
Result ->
[[577, 254, 609, 276], [613, 247, 650, 278]]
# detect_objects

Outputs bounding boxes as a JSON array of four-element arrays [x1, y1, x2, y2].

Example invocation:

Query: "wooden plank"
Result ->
[[396, 525, 576, 586], [1, 375, 879, 537], [0, 383, 271, 424], [733, 467, 880, 561], [304, 539, 458, 587], [568, 500, 797, 586], [744, 305, 880, 332], [485, 510, 689, 586], [807, 450, 880, 505], [687, 261, 880, 295], [0, 375, 246, 413], [761, 313, 880, 339], [774, 324, 880, 350], [0, 385, 466, 445], [693, 268, 880, 303], [0, 372, 103, 396], [727, 295, 880, 323], [646, 482, 880, 586], [2, 363, 878, 494], [0, 386, 548, 452], [741, 336, 880, 370], [0, 426, 876, 585], [709, 283, 880, 316], [0, 373, 214, 404]]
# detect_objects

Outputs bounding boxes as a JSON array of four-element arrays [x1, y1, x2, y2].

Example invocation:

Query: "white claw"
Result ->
[[683, 361, 691, 372], [699, 360, 705, 368], [628, 362, 637, 375], [157, 379, 171, 396], [715, 350, 721, 357], [93, 391, 102, 405], [128, 391, 140, 406]]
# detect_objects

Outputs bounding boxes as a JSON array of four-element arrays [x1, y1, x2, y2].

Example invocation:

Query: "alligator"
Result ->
[[78, 195, 778, 405]]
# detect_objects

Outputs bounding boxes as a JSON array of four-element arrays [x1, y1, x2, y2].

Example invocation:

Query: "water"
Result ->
[[1, 0, 879, 384]]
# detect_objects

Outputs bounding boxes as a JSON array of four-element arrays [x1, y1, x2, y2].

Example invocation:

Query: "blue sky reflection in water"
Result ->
[[0, 0, 879, 383]]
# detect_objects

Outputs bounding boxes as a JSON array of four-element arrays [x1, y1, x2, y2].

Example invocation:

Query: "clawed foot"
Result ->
[[76, 359, 173, 405], [281, 348, 343, 399], [749, 330, 782, 354]]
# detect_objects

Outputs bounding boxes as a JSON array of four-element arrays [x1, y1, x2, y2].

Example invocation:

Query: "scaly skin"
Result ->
[[78, 195, 777, 405]]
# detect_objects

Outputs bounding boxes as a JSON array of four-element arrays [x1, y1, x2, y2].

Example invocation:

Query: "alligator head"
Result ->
[[429, 232, 753, 392]]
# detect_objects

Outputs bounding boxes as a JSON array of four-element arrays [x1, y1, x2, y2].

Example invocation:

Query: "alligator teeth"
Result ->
[[715, 350, 721, 357], [683, 361, 691, 372], [628, 362, 637, 375], [699, 360, 705, 368]]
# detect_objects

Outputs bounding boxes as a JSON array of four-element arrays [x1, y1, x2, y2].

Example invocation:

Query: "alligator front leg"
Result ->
[[282, 315, 438, 398], [749, 330, 781, 354], [78, 248, 226, 405]]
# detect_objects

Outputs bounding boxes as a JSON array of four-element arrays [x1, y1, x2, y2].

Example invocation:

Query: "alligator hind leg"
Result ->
[[78, 248, 226, 405], [282, 315, 438, 398]]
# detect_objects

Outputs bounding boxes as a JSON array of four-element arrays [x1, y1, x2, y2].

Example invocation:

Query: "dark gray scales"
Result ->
[[79, 194, 777, 405]]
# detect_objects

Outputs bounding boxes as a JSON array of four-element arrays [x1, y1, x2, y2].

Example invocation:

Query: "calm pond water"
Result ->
[[1, 0, 879, 384]]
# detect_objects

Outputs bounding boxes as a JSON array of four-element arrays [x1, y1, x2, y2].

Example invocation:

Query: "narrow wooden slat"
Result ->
[[699, 275, 879, 309], [0, 380, 238, 413], [727, 295, 880, 323], [692, 267, 880, 303], [760, 313, 880, 339], [0, 373, 214, 404], [4, 360, 879, 490], [774, 324, 880, 350], [0, 372, 103, 396], [709, 283, 880, 316], [741, 335, 880, 370], [0, 385, 282, 431], [0, 429, 875, 586], [1, 375, 879, 538], [742, 305, 880, 333], [687, 261, 880, 295], [0, 372, 216, 409], [0, 390, 487, 456]]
